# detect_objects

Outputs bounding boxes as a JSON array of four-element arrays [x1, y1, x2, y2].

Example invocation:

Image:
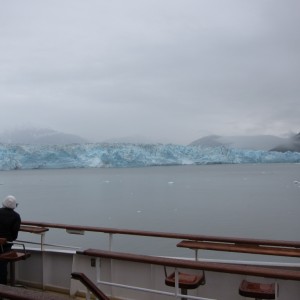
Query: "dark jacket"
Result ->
[[0, 207, 21, 241]]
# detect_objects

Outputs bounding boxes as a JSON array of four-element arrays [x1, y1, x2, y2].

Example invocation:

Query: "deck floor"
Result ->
[[0, 285, 85, 300]]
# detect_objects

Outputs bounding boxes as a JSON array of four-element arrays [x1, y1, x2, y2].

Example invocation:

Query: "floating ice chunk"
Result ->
[[293, 180, 299, 184], [168, 181, 174, 185], [137, 210, 142, 213]]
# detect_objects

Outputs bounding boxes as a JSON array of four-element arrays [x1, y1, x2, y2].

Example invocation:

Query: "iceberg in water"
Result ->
[[0, 143, 299, 171]]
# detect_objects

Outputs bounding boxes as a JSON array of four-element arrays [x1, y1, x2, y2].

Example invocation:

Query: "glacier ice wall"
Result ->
[[0, 143, 299, 170]]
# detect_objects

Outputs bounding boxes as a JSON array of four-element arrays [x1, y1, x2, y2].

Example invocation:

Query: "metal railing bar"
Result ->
[[16, 240, 81, 250], [97, 280, 215, 300]]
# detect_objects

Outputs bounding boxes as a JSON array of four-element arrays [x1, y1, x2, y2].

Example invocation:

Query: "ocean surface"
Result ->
[[1, 163, 300, 260]]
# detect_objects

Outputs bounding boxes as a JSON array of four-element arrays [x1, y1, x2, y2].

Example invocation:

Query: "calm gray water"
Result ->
[[1, 163, 300, 258]]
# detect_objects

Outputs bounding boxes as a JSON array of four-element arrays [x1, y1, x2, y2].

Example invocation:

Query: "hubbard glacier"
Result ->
[[0, 143, 300, 171]]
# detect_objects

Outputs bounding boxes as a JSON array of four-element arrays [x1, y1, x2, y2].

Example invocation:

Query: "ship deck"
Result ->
[[0, 221, 299, 299]]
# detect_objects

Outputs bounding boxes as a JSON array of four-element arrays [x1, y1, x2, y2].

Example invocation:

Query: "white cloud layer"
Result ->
[[0, 0, 299, 144]]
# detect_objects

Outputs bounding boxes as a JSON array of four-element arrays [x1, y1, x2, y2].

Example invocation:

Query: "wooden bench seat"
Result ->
[[0, 238, 31, 286], [0, 251, 31, 262], [78, 249, 300, 281], [239, 280, 277, 299], [0, 250, 31, 286]]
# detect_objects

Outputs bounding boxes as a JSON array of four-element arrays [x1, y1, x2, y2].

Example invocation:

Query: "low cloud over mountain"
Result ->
[[270, 133, 300, 152], [190, 133, 300, 152], [0, 128, 88, 145]]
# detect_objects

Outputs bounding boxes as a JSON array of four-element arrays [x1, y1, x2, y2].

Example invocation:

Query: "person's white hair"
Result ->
[[2, 195, 18, 209]]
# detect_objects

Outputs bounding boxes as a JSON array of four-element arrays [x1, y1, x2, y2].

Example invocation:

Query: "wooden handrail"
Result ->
[[78, 249, 300, 281], [20, 225, 49, 234], [21, 221, 300, 249], [71, 272, 109, 300], [177, 240, 300, 257]]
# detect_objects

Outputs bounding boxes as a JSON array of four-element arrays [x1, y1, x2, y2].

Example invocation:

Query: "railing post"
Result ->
[[108, 233, 113, 251], [108, 234, 114, 298], [96, 257, 101, 283], [41, 232, 46, 290], [175, 268, 179, 299], [275, 281, 278, 300]]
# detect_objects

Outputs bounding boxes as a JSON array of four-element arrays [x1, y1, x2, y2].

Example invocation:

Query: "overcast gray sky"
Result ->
[[0, 0, 299, 144]]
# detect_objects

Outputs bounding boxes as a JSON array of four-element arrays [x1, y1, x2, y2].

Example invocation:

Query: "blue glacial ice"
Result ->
[[0, 143, 299, 170]]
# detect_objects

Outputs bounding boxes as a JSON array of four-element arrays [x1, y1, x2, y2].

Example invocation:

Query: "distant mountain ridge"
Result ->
[[0, 128, 88, 145], [270, 133, 300, 152], [1, 128, 299, 152], [189, 133, 300, 152]]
